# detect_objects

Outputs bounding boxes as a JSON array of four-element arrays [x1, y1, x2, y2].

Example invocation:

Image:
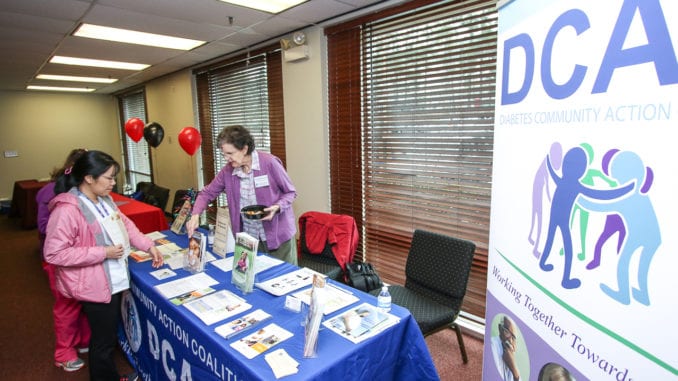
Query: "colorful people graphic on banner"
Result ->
[[531, 142, 661, 304]]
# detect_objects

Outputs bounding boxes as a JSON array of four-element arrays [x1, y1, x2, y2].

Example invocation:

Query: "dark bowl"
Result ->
[[241, 204, 267, 220]]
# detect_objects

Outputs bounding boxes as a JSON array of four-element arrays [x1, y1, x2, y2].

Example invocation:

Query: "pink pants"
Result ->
[[43, 262, 91, 362]]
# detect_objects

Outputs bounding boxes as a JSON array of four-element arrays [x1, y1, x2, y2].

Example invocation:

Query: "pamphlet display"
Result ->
[[231, 232, 258, 294], [183, 232, 207, 273]]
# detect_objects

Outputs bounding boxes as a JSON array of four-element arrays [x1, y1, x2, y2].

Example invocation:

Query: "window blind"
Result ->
[[195, 46, 286, 208], [118, 90, 151, 187], [327, 0, 497, 319]]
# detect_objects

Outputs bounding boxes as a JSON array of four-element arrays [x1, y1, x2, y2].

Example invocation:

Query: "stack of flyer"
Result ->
[[231, 232, 258, 293]]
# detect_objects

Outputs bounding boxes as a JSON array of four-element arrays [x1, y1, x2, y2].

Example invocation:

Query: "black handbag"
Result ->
[[346, 262, 383, 292]]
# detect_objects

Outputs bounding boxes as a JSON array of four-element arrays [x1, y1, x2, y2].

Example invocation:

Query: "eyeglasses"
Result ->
[[99, 175, 116, 182], [499, 323, 516, 340]]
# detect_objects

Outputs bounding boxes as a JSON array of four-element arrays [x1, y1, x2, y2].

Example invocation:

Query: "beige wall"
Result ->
[[0, 91, 120, 199], [0, 26, 331, 222], [144, 70, 200, 204]]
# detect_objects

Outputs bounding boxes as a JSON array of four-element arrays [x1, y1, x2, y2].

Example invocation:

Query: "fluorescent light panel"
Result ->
[[27, 85, 96, 93], [37, 74, 118, 84], [217, 0, 306, 13], [74, 23, 205, 50], [50, 56, 149, 71]]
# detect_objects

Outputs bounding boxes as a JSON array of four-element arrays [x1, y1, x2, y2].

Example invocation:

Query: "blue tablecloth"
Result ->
[[119, 230, 439, 380]]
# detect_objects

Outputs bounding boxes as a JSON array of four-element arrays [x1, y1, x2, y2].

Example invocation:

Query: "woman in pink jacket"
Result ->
[[44, 150, 163, 381]]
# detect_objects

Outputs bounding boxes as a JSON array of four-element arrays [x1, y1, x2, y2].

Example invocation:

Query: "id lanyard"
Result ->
[[79, 193, 132, 293]]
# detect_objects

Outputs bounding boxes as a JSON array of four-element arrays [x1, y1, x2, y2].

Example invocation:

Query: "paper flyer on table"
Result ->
[[211, 254, 284, 274], [214, 309, 272, 339], [169, 287, 215, 306], [255, 267, 326, 296], [292, 283, 359, 315], [323, 302, 400, 344], [155, 272, 219, 299], [183, 289, 252, 325], [230, 323, 293, 359]]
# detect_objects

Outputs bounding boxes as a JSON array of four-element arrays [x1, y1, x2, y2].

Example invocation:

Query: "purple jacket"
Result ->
[[36, 181, 56, 237], [43, 189, 154, 303], [192, 151, 297, 250]]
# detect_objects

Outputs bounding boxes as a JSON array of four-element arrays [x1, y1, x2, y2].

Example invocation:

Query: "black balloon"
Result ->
[[143, 122, 164, 148]]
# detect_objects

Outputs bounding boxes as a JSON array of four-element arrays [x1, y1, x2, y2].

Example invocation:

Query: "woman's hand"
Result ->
[[262, 204, 280, 221], [186, 214, 200, 236], [149, 246, 164, 268], [106, 244, 124, 259]]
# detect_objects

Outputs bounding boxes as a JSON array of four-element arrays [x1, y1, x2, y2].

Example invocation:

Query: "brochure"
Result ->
[[183, 232, 207, 273], [231, 232, 258, 294], [155, 272, 219, 299], [170, 199, 192, 234], [150, 268, 177, 281], [323, 302, 400, 344], [292, 283, 359, 315], [214, 309, 272, 339], [169, 287, 216, 306], [183, 289, 252, 325], [230, 323, 293, 359], [255, 267, 326, 296], [212, 206, 234, 257], [130, 249, 152, 262], [303, 275, 326, 358]]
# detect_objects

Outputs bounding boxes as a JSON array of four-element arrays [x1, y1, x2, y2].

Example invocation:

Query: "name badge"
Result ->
[[254, 175, 270, 188]]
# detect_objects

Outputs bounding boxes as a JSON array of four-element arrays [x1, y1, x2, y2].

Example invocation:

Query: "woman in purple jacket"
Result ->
[[36, 148, 90, 372], [186, 125, 298, 265], [44, 150, 163, 381]]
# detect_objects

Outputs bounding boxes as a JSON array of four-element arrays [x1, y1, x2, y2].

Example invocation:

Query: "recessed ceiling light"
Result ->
[[50, 56, 149, 71], [27, 85, 96, 93], [217, 0, 307, 14], [74, 23, 205, 50], [36, 74, 118, 84]]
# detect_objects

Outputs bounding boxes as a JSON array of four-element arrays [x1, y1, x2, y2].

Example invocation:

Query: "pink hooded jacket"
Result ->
[[43, 189, 154, 303]]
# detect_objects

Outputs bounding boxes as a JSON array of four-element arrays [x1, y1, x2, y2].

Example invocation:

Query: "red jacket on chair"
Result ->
[[298, 211, 358, 271]]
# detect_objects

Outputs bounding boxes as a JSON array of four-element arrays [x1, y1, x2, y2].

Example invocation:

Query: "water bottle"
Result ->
[[208, 224, 215, 247], [377, 285, 391, 313]]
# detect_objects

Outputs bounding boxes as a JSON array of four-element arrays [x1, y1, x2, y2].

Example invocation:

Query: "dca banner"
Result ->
[[484, 1, 677, 380]]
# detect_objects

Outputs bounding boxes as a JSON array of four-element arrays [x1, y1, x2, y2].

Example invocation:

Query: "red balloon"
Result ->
[[125, 117, 145, 142], [178, 127, 202, 156]]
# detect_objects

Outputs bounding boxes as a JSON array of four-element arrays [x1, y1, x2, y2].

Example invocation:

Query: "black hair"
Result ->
[[54, 150, 120, 195]]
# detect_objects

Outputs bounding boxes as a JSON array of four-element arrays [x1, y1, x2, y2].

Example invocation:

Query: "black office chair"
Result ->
[[370, 229, 476, 364], [135, 182, 170, 212], [296, 212, 359, 282], [297, 218, 344, 281]]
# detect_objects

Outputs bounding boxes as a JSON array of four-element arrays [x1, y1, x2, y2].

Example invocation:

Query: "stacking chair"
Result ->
[[297, 212, 358, 282], [135, 182, 170, 212], [371, 229, 476, 364]]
